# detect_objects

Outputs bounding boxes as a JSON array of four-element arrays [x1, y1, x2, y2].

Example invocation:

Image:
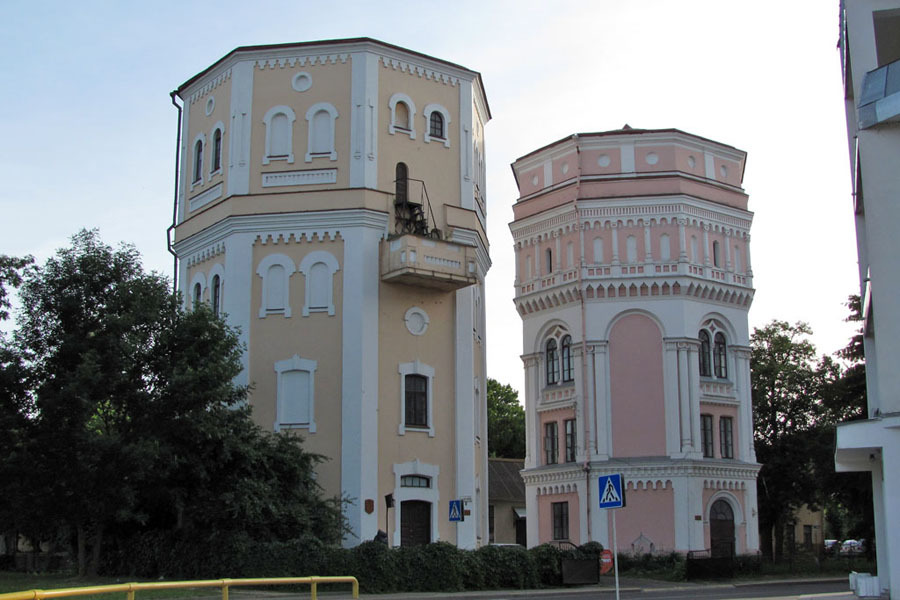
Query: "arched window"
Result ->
[[395, 162, 409, 203], [257, 253, 296, 318], [429, 111, 444, 139], [713, 240, 721, 268], [660, 234, 671, 261], [193, 282, 202, 306], [546, 338, 559, 385], [626, 235, 638, 263], [423, 104, 451, 147], [699, 330, 712, 377], [305, 102, 338, 162], [545, 248, 553, 274], [561, 335, 573, 382], [299, 251, 340, 316], [193, 139, 203, 183], [733, 246, 742, 273], [593, 237, 603, 263], [263, 105, 296, 164], [691, 235, 699, 262], [211, 128, 223, 172], [714, 333, 728, 378], [388, 93, 417, 139], [211, 274, 221, 317]]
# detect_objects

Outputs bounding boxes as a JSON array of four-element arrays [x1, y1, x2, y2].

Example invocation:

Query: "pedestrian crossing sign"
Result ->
[[449, 499, 463, 522], [597, 474, 625, 509]]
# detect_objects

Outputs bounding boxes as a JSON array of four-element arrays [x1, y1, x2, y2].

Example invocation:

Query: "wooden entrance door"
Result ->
[[400, 500, 431, 546], [710, 499, 735, 558]]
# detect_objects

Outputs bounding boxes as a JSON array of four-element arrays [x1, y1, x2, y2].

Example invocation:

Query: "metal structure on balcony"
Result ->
[[859, 57, 900, 129], [393, 163, 440, 239]]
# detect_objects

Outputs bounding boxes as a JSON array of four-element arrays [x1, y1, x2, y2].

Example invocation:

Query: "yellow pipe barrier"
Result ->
[[0, 576, 359, 600]]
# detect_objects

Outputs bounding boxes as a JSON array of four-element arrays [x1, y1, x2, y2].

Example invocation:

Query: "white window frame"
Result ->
[[305, 102, 338, 162], [392, 460, 440, 547], [298, 250, 340, 316], [191, 132, 206, 189], [388, 93, 417, 139], [398, 360, 435, 437], [274, 354, 317, 433], [256, 253, 296, 318], [262, 105, 296, 165], [188, 271, 207, 309], [207, 263, 225, 317], [423, 103, 451, 147], [209, 121, 225, 176]]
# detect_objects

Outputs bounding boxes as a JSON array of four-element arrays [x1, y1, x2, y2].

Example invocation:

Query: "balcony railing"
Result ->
[[381, 234, 477, 291], [859, 57, 900, 129]]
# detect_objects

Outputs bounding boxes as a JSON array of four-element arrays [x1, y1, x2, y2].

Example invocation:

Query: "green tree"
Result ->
[[487, 379, 525, 459], [1, 231, 343, 575], [751, 320, 839, 561]]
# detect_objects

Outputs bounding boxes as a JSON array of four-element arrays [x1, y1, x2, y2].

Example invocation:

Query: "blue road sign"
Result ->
[[449, 499, 463, 522], [598, 474, 625, 509]]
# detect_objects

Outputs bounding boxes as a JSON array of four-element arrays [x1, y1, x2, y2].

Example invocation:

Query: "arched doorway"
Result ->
[[709, 499, 735, 558], [400, 500, 431, 546]]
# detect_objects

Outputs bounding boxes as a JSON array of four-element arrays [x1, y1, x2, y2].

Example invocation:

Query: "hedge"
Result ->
[[101, 533, 605, 593]]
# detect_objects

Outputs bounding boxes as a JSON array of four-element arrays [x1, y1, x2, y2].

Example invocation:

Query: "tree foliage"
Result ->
[[751, 320, 839, 560], [0, 231, 343, 576], [487, 379, 525, 459]]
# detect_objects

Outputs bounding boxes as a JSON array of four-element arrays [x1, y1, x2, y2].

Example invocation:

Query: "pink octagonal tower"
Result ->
[[510, 127, 760, 555]]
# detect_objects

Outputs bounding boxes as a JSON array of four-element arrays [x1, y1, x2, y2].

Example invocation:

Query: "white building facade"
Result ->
[[510, 128, 760, 555], [170, 38, 491, 548], [834, 2, 900, 597]]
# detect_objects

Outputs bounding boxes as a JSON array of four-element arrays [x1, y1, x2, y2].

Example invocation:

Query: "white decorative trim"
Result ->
[[205, 96, 215, 116], [209, 121, 225, 176], [256, 54, 350, 69], [298, 250, 340, 316], [398, 360, 435, 437], [404, 306, 429, 336], [393, 460, 440, 546], [388, 92, 416, 139], [305, 102, 339, 162], [291, 71, 312, 92], [187, 270, 207, 308], [274, 354, 317, 433], [256, 253, 296, 318], [186, 67, 232, 105], [188, 182, 223, 212], [190, 132, 206, 189], [379, 55, 461, 87], [262, 105, 296, 165], [262, 169, 337, 188], [423, 103, 451, 147], [207, 263, 225, 316]]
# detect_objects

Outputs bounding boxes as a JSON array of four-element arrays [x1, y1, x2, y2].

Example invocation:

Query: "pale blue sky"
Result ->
[[1, 1, 858, 395]]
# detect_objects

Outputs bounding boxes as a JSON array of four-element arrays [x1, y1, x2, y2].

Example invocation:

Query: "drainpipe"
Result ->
[[573, 134, 593, 540], [168, 91, 183, 293]]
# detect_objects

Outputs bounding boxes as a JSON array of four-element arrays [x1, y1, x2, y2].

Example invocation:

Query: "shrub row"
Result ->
[[102, 533, 606, 593]]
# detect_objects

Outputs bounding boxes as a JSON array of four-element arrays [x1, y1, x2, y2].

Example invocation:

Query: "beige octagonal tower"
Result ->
[[170, 38, 491, 548], [510, 127, 760, 555]]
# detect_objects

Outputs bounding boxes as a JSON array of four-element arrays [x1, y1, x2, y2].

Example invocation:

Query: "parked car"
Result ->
[[840, 539, 863, 555]]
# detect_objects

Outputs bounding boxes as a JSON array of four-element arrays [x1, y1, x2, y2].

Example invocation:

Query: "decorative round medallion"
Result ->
[[597, 154, 611, 167], [687, 155, 696, 169], [646, 152, 659, 165], [719, 165, 728, 178], [404, 307, 429, 336], [205, 96, 215, 116], [561, 162, 569, 175], [292, 72, 312, 92], [531, 174, 539, 186]]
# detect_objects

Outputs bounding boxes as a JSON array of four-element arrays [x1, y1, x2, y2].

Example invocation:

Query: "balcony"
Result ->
[[858, 58, 900, 129], [381, 234, 477, 291]]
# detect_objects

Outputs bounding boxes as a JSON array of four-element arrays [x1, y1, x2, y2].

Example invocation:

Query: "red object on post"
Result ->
[[600, 549, 614, 575]]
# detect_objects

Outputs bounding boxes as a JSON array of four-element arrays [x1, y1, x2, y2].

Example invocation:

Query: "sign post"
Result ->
[[597, 474, 625, 600]]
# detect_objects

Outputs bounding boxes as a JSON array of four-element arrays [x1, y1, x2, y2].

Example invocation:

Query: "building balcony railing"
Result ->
[[859, 57, 900, 129], [381, 234, 477, 291], [517, 260, 752, 296]]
